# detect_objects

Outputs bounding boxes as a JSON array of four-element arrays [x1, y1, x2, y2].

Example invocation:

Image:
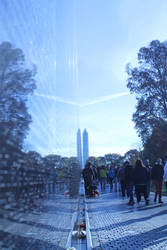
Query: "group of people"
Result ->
[[82, 157, 167, 206]]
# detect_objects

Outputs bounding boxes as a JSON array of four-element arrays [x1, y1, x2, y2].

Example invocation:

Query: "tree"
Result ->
[[26, 151, 43, 167], [0, 42, 36, 152], [104, 153, 123, 166], [127, 40, 167, 142], [143, 120, 167, 163], [43, 154, 61, 168], [88, 156, 98, 167], [124, 149, 140, 166]]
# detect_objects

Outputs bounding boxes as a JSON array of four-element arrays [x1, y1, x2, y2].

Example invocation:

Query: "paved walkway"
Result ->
[[0, 194, 78, 250], [1, 185, 167, 250], [87, 188, 167, 250]]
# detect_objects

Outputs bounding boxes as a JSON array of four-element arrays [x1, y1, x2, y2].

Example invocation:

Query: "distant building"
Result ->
[[76, 128, 82, 167], [82, 129, 89, 167]]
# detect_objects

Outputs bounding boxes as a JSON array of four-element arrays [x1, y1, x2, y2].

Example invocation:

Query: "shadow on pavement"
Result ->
[[0, 214, 70, 233], [0, 194, 77, 249], [91, 206, 167, 232], [0, 230, 64, 250], [93, 224, 167, 250]]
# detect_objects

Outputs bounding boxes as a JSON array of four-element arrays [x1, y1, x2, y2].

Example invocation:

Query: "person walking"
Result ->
[[114, 166, 119, 192], [133, 159, 149, 205], [99, 166, 107, 190], [117, 165, 121, 192], [118, 164, 126, 199], [82, 161, 94, 196], [151, 158, 164, 203], [125, 161, 134, 205], [108, 166, 115, 191]]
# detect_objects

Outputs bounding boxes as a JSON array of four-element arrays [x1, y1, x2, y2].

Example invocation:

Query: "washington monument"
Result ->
[[76, 129, 82, 166], [76, 128, 89, 168], [82, 129, 89, 167]]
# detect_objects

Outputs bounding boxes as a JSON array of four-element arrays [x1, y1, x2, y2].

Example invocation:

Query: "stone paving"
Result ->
[[87, 187, 167, 250], [0, 194, 78, 250]]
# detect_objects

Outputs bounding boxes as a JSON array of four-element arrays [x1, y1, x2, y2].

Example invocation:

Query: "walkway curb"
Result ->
[[66, 211, 78, 249], [85, 198, 93, 250]]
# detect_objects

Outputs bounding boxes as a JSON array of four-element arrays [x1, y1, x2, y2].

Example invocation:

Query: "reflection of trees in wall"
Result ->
[[0, 42, 36, 164], [69, 163, 80, 198]]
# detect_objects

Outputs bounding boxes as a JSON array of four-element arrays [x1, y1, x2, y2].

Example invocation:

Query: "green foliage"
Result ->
[[127, 40, 167, 143], [88, 156, 98, 167], [143, 119, 167, 163], [43, 154, 61, 168], [104, 153, 123, 166], [124, 149, 140, 165], [0, 42, 36, 151], [26, 150, 43, 166]]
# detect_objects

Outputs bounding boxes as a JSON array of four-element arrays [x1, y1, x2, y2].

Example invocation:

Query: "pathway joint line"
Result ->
[[85, 198, 93, 250], [66, 211, 78, 249]]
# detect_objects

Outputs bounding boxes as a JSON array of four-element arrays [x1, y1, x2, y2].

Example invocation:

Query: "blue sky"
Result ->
[[1, 0, 167, 156]]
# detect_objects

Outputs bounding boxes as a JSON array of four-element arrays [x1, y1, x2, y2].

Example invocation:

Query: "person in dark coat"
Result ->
[[118, 163, 126, 199], [124, 161, 134, 205], [133, 159, 149, 205], [82, 161, 94, 196], [151, 158, 164, 203]]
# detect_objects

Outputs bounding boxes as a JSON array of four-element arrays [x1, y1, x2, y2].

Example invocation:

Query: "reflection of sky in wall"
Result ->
[[0, 0, 79, 156], [1, 0, 167, 156]]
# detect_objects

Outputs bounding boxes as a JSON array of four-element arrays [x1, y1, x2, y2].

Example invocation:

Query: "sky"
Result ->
[[1, 0, 167, 157]]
